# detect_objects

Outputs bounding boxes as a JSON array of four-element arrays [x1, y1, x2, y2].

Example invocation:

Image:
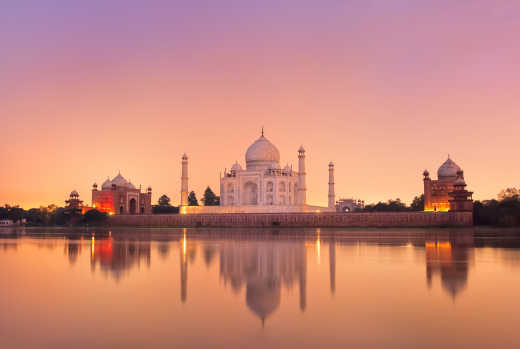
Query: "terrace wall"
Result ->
[[109, 211, 473, 228]]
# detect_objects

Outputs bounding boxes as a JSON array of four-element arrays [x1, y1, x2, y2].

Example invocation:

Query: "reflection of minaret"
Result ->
[[299, 247, 307, 312], [180, 230, 188, 303], [329, 239, 336, 295]]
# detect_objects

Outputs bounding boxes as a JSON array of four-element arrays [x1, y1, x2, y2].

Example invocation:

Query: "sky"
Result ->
[[1, 0, 519, 208]]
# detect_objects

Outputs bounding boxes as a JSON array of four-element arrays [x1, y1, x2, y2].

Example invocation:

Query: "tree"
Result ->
[[158, 194, 171, 206], [187, 191, 199, 206], [83, 209, 108, 226], [498, 188, 520, 201], [202, 186, 219, 206], [410, 195, 424, 211]]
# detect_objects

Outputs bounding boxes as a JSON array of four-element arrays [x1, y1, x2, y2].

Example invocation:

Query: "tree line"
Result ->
[[3, 188, 520, 226]]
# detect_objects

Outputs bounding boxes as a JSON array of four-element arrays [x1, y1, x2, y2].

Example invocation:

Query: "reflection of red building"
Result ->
[[425, 235, 473, 299], [91, 172, 152, 215], [90, 236, 151, 280]]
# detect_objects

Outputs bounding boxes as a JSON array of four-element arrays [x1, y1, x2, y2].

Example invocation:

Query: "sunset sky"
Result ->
[[2, 0, 519, 209]]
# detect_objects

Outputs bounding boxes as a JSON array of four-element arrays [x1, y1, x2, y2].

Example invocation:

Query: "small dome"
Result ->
[[182, 153, 188, 160], [231, 162, 243, 172], [298, 145, 305, 153], [269, 162, 281, 170], [101, 178, 112, 189], [437, 157, 461, 180], [70, 190, 79, 197], [111, 173, 129, 187], [93, 182, 98, 188], [454, 170, 466, 186], [423, 169, 430, 177], [283, 164, 291, 172], [147, 186, 152, 191], [245, 135, 280, 170], [329, 161, 334, 167]]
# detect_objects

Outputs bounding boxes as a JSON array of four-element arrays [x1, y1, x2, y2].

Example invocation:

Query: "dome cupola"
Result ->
[[101, 177, 112, 189], [111, 172, 129, 187], [437, 157, 461, 180], [245, 133, 280, 170]]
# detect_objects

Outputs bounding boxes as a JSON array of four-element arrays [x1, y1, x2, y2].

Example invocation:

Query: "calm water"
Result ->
[[1, 227, 520, 349]]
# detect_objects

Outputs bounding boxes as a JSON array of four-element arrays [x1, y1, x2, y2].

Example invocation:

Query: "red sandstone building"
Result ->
[[423, 157, 473, 212], [92, 173, 152, 215]]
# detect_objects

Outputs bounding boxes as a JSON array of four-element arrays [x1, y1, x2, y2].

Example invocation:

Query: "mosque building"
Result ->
[[91, 172, 152, 215], [423, 157, 473, 212], [180, 131, 336, 214]]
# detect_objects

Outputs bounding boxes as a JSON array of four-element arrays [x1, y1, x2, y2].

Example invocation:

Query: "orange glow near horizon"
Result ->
[[2, 2, 520, 208]]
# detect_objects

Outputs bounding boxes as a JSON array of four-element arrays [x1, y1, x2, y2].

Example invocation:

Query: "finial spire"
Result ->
[[261, 126, 264, 137]]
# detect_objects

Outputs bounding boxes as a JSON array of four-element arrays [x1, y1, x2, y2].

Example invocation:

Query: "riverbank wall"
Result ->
[[108, 211, 473, 228]]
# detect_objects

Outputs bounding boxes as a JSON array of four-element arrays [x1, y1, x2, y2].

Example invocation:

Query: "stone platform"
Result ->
[[109, 211, 473, 228]]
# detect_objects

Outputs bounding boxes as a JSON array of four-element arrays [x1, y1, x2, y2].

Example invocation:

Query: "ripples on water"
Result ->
[[1, 227, 520, 349]]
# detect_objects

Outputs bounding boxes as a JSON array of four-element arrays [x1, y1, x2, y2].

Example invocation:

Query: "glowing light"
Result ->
[[108, 212, 114, 216], [91, 236, 95, 259], [182, 228, 187, 262]]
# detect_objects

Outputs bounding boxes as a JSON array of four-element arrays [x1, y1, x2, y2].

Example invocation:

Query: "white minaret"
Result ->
[[297, 145, 307, 206], [328, 162, 335, 209], [181, 153, 189, 206]]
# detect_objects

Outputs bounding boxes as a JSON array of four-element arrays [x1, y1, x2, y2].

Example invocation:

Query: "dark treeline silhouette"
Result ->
[[152, 194, 179, 214], [359, 195, 424, 212], [0, 205, 107, 226], [474, 196, 520, 226]]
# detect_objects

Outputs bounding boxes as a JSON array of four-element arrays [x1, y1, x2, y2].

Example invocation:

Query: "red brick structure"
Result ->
[[424, 157, 472, 212], [449, 171, 473, 212], [109, 211, 472, 227], [92, 173, 152, 215]]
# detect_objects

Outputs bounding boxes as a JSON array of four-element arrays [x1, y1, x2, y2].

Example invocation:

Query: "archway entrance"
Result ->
[[120, 206, 124, 214], [243, 182, 258, 205], [129, 198, 137, 214]]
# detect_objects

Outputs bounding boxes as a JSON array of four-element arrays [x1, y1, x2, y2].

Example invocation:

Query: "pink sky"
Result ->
[[1, 1, 519, 208]]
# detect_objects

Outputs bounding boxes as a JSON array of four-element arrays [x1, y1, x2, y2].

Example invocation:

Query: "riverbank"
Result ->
[[108, 211, 473, 228]]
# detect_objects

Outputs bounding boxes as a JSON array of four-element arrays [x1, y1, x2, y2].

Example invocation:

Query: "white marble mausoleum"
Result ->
[[180, 131, 335, 214]]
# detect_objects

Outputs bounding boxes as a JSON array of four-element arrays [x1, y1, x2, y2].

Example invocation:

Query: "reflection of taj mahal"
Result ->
[[219, 241, 308, 323], [180, 130, 336, 213]]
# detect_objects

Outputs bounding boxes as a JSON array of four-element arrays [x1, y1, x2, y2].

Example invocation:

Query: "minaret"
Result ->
[[297, 146, 307, 206], [328, 162, 335, 209], [423, 170, 432, 211], [181, 153, 189, 206]]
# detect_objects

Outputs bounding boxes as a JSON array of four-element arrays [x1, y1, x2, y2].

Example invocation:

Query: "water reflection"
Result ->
[[2, 228, 520, 315], [425, 234, 473, 299], [220, 239, 307, 324], [89, 234, 151, 281]]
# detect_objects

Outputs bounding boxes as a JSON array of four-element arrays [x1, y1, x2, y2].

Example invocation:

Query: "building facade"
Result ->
[[92, 173, 152, 215], [179, 131, 336, 213], [423, 157, 472, 212]]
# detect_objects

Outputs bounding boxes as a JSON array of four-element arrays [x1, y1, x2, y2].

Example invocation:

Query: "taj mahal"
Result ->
[[180, 130, 336, 214]]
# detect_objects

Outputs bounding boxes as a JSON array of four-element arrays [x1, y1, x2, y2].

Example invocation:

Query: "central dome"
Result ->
[[245, 135, 280, 170], [438, 157, 461, 180]]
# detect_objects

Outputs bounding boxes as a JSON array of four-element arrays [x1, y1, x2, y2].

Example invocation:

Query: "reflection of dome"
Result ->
[[438, 157, 461, 180], [246, 279, 281, 323], [245, 135, 280, 170]]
